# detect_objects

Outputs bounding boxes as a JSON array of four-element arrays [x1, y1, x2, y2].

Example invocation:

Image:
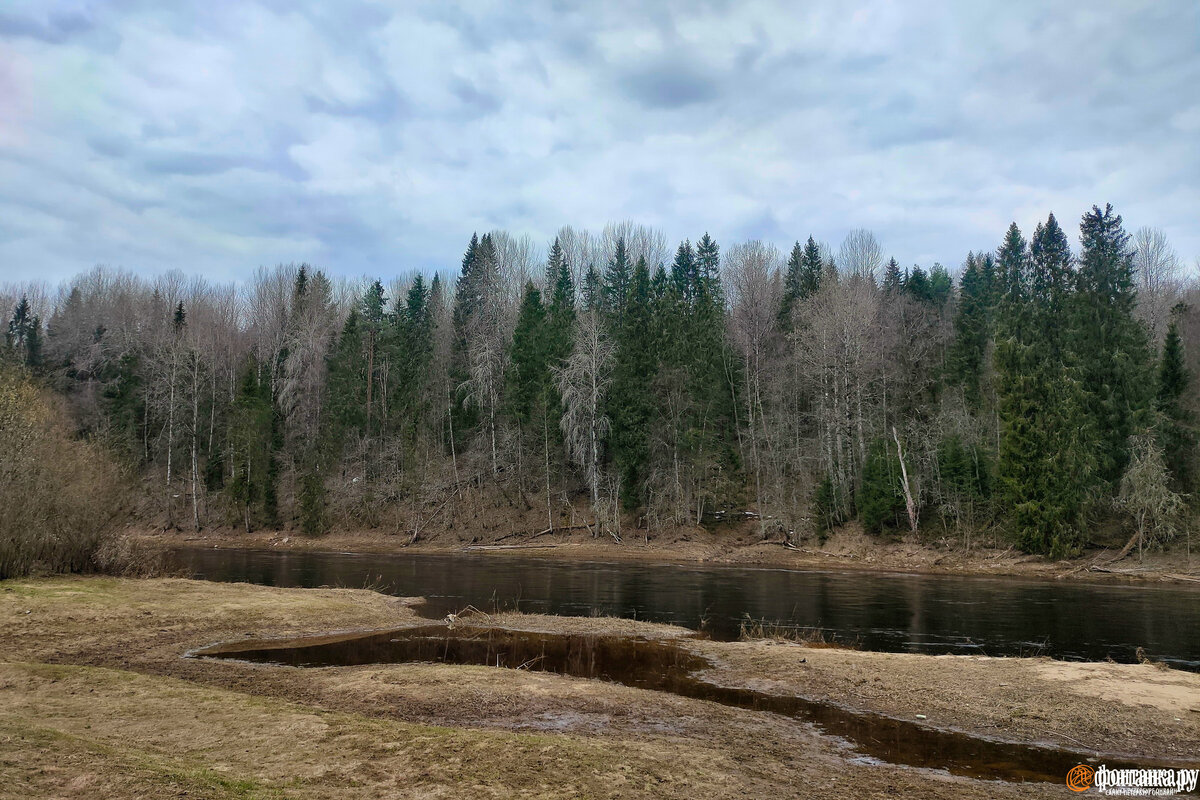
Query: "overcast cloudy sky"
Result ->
[[2, 0, 1198, 284]]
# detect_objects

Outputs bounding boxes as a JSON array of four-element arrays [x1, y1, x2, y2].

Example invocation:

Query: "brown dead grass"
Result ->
[[1, 575, 1183, 798], [699, 639, 1200, 762]]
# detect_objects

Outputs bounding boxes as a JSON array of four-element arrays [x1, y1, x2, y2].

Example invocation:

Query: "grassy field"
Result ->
[[1, 576, 1196, 798]]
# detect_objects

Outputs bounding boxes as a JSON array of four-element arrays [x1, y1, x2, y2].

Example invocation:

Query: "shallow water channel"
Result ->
[[191, 624, 1166, 785]]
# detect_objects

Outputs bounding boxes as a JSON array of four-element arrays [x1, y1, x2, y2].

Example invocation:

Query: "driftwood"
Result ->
[[461, 543, 561, 551], [408, 497, 451, 545], [491, 522, 597, 544], [1089, 565, 1154, 575]]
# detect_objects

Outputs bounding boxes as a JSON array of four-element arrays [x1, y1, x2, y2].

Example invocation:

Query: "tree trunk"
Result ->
[[892, 426, 918, 533]]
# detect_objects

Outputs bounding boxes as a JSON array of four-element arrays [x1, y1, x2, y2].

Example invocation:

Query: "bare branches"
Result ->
[[554, 310, 613, 533]]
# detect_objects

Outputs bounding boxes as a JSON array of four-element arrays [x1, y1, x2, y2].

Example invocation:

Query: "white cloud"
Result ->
[[0, 0, 1197, 285]]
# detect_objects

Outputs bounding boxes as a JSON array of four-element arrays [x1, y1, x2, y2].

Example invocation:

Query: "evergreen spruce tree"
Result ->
[[323, 309, 367, 452], [359, 279, 387, 437], [994, 220, 1094, 555], [905, 266, 931, 302], [1029, 212, 1074, 356], [1072, 204, 1153, 485], [858, 438, 905, 534], [1156, 308, 1195, 493], [450, 233, 492, 442], [506, 284, 551, 426], [780, 241, 805, 328], [603, 237, 632, 321], [881, 257, 904, 295], [779, 237, 825, 326], [545, 249, 577, 373], [391, 274, 434, 439], [101, 351, 146, 464], [670, 240, 697, 304], [227, 358, 276, 532], [6, 295, 41, 368], [608, 257, 656, 504], [545, 237, 566, 290], [582, 264, 602, 312], [928, 264, 953, 307], [696, 233, 722, 302], [949, 252, 994, 405], [799, 236, 823, 296]]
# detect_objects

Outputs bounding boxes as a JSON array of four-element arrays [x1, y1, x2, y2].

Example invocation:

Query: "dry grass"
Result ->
[[737, 617, 861, 649], [695, 638, 1200, 762], [4, 575, 1192, 798]]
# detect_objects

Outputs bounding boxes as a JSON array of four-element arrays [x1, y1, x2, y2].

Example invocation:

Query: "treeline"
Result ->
[[5, 208, 1198, 556]]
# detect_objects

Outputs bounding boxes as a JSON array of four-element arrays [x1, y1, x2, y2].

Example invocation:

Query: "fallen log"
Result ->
[[460, 544, 560, 551]]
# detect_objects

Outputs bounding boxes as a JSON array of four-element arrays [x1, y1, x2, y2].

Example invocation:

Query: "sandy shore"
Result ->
[[2, 576, 1197, 798]]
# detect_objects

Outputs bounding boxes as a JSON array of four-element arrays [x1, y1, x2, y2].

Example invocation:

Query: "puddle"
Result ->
[[191, 625, 1166, 785]]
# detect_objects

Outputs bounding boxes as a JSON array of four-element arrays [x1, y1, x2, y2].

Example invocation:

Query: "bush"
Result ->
[[0, 363, 125, 579]]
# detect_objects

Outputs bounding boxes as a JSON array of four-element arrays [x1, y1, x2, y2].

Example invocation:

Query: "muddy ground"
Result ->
[[2, 576, 1197, 798]]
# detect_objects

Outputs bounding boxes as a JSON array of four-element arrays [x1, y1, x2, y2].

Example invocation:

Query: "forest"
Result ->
[[3, 204, 1197, 559]]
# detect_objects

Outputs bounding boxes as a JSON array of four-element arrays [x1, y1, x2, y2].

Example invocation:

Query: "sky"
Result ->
[[1, 0, 1198, 285]]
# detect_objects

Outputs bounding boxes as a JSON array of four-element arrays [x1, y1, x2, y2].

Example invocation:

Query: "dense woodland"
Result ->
[[4, 205, 1198, 558]]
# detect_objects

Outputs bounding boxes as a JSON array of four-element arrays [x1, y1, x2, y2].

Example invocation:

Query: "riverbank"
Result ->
[[129, 523, 1200, 585], [2, 576, 1197, 798]]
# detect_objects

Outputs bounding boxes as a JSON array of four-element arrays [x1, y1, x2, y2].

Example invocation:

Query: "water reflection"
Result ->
[[171, 547, 1200, 669]]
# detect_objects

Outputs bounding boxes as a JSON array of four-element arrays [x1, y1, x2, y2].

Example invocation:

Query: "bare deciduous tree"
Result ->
[[726, 240, 783, 539], [555, 309, 613, 534], [838, 229, 884, 282], [1133, 227, 1183, 345]]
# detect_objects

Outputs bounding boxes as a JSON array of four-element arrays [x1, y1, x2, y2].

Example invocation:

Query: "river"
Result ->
[[171, 546, 1200, 669]]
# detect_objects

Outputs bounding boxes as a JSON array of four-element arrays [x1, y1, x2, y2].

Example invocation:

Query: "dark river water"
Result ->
[[171, 547, 1200, 669]]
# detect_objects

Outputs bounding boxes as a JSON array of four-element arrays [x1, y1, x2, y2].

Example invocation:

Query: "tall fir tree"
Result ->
[[1029, 212, 1074, 356], [582, 264, 602, 312], [6, 295, 41, 368], [780, 240, 805, 328], [227, 357, 277, 532], [545, 247, 577, 372], [949, 252, 995, 406], [603, 237, 632, 321], [1072, 204, 1153, 485], [881, 257, 903, 295], [506, 284, 551, 426], [323, 309, 367, 451], [779, 237, 824, 328], [696, 233, 722, 302], [608, 256, 656, 505], [670, 240, 697, 304], [1156, 308, 1195, 494], [994, 220, 1095, 555]]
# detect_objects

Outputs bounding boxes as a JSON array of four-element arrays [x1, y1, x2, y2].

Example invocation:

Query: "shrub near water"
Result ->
[[0, 364, 124, 579]]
